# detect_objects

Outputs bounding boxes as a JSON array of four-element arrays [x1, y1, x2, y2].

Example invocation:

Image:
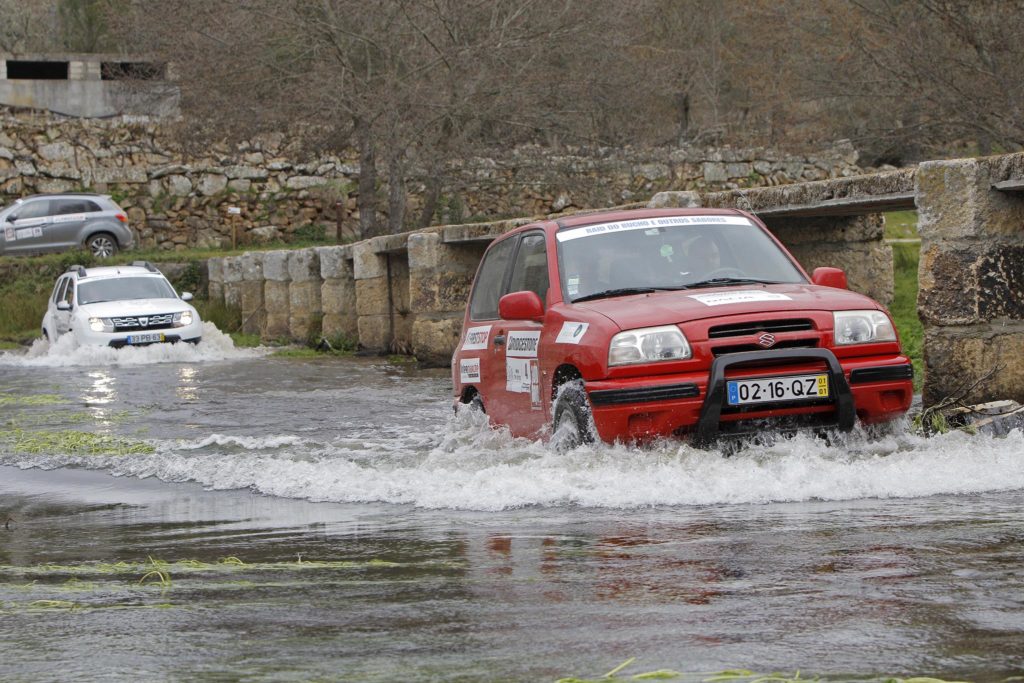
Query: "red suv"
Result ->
[[452, 208, 913, 446]]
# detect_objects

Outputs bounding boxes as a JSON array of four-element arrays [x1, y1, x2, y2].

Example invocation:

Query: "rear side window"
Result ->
[[52, 277, 69, 303], [469, 237, 517, 321], [53, 199, 99, 215], [507, 233, 549, 305], [12, 200, 50, 221]]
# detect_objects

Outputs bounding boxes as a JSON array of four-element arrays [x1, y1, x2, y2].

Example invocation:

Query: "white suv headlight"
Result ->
[[89, 317, 113, 333], [173, 311, 194, 327], [609, 325, 691, 366], [833, 310, 896, 345]]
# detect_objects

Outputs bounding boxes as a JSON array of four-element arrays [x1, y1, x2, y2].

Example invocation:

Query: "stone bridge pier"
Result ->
[[916, 155, 1024, 406]]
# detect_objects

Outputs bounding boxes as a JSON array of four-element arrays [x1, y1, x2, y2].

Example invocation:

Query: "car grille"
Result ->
[[708, 319, 814, 339], [711, 338, 819, 356], [111, 313, 175, 332]]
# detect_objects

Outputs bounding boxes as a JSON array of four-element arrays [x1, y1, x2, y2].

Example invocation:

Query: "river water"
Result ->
[[1, 325, 1022, 682]]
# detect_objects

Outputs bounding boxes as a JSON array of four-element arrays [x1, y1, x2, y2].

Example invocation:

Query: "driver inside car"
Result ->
[[683, 234, 722, 281]]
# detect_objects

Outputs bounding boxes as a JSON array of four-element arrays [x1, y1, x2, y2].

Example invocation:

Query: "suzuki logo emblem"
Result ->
[[138, 317, 148, 326], [757, 332, 776, 348]]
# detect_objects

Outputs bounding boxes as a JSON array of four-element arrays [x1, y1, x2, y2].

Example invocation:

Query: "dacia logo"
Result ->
[[757, 332, 776, 348], [138, 317, 149, 327]]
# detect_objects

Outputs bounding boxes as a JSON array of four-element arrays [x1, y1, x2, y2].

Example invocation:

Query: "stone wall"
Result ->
[[915, 154, 1024, 406], [0, 109, 869, 251]]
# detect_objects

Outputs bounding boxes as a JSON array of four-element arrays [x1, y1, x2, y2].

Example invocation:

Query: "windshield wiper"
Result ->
[[685, 277, 782, 289], [572, 287, 656, 303]]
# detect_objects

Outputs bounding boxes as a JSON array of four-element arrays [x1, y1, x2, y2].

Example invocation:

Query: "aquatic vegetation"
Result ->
[[555, 663, 973, 683], [0, 428, 155, 455], [0, 394, 67, 407]]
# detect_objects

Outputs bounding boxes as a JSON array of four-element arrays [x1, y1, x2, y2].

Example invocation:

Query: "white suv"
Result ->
[[41, 262, 202, 348]]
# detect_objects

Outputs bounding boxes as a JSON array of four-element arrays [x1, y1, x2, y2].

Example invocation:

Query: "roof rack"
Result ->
[[131, 260, 158, 272], [68, 264, 87, 278]]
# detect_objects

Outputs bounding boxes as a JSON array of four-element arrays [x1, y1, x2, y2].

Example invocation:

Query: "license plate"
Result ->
[[727, 373, 829, 406], [126, 333, 165, 345]]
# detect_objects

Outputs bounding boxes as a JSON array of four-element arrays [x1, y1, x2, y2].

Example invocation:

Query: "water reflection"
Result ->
[[176, 366, 199, 402]]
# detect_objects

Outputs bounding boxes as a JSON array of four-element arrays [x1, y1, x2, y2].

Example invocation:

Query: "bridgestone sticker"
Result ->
[[556, 215, 752, 242], [556, 321, 589, 344], [52, 214, 85, 223], [462, 325, 491, 350], [15, 228, 33, 240], [459, 357, 481, 383], [688, 290, 792, 306], [506, 330, 541, 358]]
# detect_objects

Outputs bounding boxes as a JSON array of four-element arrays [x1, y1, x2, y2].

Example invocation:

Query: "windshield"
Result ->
[[78, 276, 178, 305], [556, 215, 805, 302]]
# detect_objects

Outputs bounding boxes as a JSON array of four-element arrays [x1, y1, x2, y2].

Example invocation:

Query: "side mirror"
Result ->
[[180, 292, 193, 302], [56, 301, 71, 311], [812, 267, 848, 290], [499, 291, 544, 321]]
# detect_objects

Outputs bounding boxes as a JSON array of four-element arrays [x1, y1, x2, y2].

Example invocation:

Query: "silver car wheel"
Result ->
[[87, 234, 117, 258]]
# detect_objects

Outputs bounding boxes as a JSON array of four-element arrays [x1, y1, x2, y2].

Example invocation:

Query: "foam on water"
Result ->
[[0, 322, 268, 367], [5, 406, 1024, 510]]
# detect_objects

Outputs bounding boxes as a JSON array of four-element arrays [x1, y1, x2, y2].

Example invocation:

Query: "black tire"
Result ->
[[86, 232, 118, 258], [552, 380, 595, 450]]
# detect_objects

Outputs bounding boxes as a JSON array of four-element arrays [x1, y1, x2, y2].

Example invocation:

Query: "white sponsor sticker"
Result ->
[[556, 321, 589, 344], [52, 214, 85, 223], [506, 357, 532, 393], [506, 330, 541, 358], [688, 290, 792, 306], [557, 215, 752, 242], [459, 357, 481, 384], [32, 227, 42, 237], [4, 227, 14, 241], [529, 359, 541, 409], [15, 228, 33, 240], [462, 325, 491, 350]]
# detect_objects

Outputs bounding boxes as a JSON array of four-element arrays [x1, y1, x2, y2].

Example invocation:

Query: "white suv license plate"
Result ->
[[126, 333, 165, 345], [727, 373, 829, 406]]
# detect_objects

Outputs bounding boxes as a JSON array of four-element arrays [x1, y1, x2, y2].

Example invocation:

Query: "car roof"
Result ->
[[73, 265, 164, 279], [17, 193, 110, 202]]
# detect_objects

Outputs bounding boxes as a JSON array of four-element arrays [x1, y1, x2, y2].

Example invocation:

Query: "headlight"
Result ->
[[88, 317, 113, 333], [609, 325, 691, 366], [173, 310, 194, 327], [833, 310, 896, 345]]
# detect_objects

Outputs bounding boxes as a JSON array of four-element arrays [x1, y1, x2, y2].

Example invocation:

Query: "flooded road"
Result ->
[[1, 328, 1023, 682]]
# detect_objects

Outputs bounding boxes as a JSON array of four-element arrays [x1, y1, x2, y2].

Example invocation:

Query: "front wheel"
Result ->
[[551, 380, 596, 450], [86, 232, 118, 258]]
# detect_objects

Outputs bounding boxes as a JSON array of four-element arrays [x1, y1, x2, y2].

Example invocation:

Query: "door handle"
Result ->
[[493, 335, 506, 347]]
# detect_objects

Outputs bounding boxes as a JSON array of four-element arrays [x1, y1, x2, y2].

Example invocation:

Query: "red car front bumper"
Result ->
[[585, 350, 913, 444]]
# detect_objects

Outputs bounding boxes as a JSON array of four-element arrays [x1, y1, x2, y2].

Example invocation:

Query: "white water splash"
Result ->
[[0, 322, 268, 367], [7, 408, 1024, 511]]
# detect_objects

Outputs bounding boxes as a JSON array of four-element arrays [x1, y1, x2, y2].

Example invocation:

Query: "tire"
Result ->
[[552, 380, 595, 450], [86, 232, 118, 258]]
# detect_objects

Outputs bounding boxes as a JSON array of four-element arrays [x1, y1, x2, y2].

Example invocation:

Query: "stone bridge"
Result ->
[[207, 152, 1024, 408]]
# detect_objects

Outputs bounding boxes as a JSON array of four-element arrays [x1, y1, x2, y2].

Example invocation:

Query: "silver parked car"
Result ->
[[0, 193, 134, 258]]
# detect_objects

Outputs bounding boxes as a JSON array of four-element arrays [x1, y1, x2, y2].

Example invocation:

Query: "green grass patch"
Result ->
[[0, 429, 155, 456], [229, 332, 262, 348], [891, 241, 923, 390], [885, 210, 918, 240]]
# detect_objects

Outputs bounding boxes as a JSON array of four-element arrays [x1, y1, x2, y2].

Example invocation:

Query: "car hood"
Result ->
[[77, 298, 192, 317], [573, 283, 883, 330]]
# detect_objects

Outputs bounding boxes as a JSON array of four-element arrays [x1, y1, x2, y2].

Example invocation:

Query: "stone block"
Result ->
[[206, 258, 224, 284], [648, 191, 702, 208], [262, 250, 291, 282], [223, 281, 242, 311], [767, 214, 884, 246], [315, 245, 353, 279], [240, 251, 263, 281], [917, 158, 1024, 241], [198, 174, 228, 196], [412, 315, 464, 366], [222, 256, 243, 283], [263, 280, 290, 339], [924, 326, 1024, 407], [358, 314, 391, 352], [289, 281, 322, 341], [356, 277, 390, 317], [353, 242, 387, 279], [239, 281, 265, 335], [288, 249, 320, 282], [919, 241, 1024, 326]]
